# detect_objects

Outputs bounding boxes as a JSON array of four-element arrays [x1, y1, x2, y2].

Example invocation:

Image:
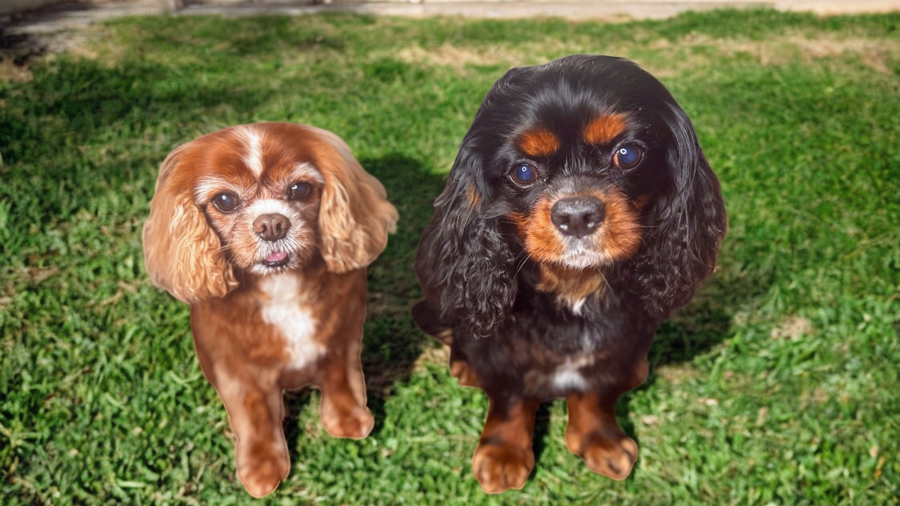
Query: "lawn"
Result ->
[[1, 8, 899, 505]]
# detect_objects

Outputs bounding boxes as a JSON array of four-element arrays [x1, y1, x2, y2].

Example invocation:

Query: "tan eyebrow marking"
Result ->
[[583, 114, 627, 145], [517, 128, 560, 157]]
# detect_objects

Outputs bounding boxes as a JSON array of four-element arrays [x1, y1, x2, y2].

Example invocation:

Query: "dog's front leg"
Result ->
[[212, 368, 290, 498], [564, 391, 637, 480], [318, 347, 374, 439], [472, 396, 539, 494]]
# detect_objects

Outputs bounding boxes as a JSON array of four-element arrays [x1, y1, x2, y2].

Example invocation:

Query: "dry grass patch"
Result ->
[[412, 342, 451, 372], [654, 363, 701, 385], [395, 40, 568, 72], [722, 34, 899, 73], [770, 315, 813, 340], [633, 31, 900, 77], [0, 58, 33, 82]]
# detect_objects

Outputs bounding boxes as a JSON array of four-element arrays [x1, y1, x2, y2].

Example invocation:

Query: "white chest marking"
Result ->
[[571, 297, 587, 315], [551, 356, 593, 391], [552, 368, 589, 391], [259, 274, 325, 370]]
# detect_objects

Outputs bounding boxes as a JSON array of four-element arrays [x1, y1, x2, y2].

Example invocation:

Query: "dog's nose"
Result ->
[[253, 214, 290, 242], [550, 197, 605, 238]]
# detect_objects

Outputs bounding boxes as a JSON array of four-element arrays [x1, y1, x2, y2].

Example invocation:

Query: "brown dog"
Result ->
[[143, 122, 398, 497]]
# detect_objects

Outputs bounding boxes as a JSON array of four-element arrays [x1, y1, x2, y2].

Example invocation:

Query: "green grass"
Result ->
[[2, 9, 899, 505]]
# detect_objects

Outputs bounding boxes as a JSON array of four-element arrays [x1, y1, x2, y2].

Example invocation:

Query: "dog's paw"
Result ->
[[237, 451, 290, 498], [579, 435, 638, 480], [321, 404, 374, 439], [472, 443, 534, 494]]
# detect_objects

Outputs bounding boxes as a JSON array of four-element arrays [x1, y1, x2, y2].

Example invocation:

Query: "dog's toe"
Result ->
[[322, 405, 374, 439], [472, 443, 533, 494], [581, 435, 638, 480], [238, 452, 290, 498]]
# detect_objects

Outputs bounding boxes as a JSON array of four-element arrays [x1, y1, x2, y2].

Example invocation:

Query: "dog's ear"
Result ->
[[414, 143, 517, 339], [413, 65, 538, 338], [142, 144, 238, 303], [632, 103, 727, 318], [313, 128, 398, 273]]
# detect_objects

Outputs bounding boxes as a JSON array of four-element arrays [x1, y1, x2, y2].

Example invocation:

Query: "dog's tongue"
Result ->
[[266, 251, 288, 263]]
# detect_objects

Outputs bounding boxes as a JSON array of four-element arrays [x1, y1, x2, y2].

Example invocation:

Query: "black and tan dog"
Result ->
[[413, 55, 727, 493]]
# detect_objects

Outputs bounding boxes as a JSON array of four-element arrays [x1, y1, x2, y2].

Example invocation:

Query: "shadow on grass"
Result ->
[[281, 153, 449, 458], [615, 251, 769, 465], [357, 153, 450, 434], [0, 55, 270, 169]]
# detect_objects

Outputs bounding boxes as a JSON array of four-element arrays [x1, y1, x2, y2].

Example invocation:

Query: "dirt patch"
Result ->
[[0, 31, 46, 81], [0, 23, 106, 81]]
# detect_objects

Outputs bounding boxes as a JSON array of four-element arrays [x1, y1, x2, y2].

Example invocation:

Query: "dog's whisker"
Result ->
[[513, 251, 531, 278], [596, 269, 612, 292]]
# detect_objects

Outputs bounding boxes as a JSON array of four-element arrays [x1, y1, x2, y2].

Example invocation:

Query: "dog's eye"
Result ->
[[288, 182, 312, 201], [614, 145, 643, 169], [211, 192, 240, 213], [511, 164, 537, 186]]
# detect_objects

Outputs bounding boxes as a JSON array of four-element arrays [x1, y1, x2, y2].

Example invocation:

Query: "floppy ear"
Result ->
[[632, 104, 728, 318], [313, 129, 399, 273], [142, 145, 237, 303], [414, 144, 517, 339]]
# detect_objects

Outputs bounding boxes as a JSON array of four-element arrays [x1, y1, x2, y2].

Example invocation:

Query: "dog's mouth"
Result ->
[[261, 250, 291, 269], [555, 239, 609, 269]]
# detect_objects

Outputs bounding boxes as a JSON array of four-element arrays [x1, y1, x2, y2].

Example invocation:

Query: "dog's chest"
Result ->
[[512, 315, 617, 396], [259, 274, 325, 370], [522, 351, 595, 395], [548, 355, 593, 391]]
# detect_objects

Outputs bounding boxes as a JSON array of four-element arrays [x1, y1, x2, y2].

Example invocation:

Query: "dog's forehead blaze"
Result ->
[[239, 125, 329, 184], [517, 128, 560, 157], [247, 125, 321, 179], [583, 113, 628, 145], [177, 124, 329, 201]]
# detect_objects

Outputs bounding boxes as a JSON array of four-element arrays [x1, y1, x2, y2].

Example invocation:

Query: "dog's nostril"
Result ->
[[550, 197, 606, 238], [253, 214, 290, 242]]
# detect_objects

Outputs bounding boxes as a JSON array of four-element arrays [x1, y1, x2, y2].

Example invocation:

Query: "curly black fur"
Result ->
[[414, 148, 518, 338], [629, 102, 728, 318]]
